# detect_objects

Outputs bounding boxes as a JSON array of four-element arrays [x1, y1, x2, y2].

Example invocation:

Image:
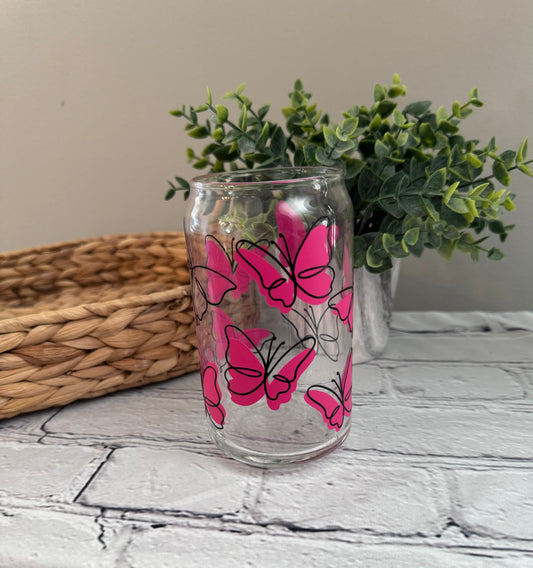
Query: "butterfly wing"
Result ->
[[340, 351, 353, 415], [305, 386, 344, 431], [213, 308, 270, 363], [266, 337, 316, 410], [201, 364, 226, 428], [236, 241, 296, 313], [293, 222, 335, 305], [224, 325, 267, 406], [329, 288, 354, 332], [275, 201, 307, 264], [284, 307, 340, 361]]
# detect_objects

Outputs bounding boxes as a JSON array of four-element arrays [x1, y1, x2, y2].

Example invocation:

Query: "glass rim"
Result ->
[[190, 166, 344, 190]]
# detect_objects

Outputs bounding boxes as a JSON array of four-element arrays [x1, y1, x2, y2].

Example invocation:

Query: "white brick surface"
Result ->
[[347, 406, 533, 458], [453, 469, 533, 540], [0, 442, 107, 502], [0, 408, 56, 438], [255, 454, 447, 535], [122, 526, 533, 568], [45, 390, 209, 444], [0, 311, 532, 565], [384, 332, 533, 363], [391, 364, 523, 400], [353, 364, 387, 396], [0, 509, 107, 568], [80, 447, 260, 515]]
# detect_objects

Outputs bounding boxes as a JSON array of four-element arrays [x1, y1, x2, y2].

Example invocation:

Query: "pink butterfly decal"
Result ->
[[190, 236, 250, 321], [329, 246, 353, 331], [212, 308, 270, 362], [235, 202, 337, 314], [329, 288, 353, 332], [201, 363, 226, 428], [224, 324, 316, 410], [305, 351, 352, 431]]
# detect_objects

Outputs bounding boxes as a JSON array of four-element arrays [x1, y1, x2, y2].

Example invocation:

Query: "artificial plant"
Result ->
[[167, 75, 532, 273]]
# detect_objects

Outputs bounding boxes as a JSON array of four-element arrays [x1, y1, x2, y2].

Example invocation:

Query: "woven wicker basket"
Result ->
[[0, 232, 199, 420]]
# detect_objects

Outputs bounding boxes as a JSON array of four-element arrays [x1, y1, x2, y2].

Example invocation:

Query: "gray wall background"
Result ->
[[2, 0, 532, 310]]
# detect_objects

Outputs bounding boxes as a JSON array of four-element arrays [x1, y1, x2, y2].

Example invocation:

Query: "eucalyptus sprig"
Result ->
[[168, 75, 532, 273]]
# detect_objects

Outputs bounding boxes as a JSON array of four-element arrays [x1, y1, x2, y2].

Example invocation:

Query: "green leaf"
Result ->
[[419, 122, 436, 147], [466, 153, 483, 168], [421, 197, 439, 221], [443, 181, 460, 204], [492, 161, 511, 186], [216, 104, 229, 123], [213, 126, 224, 141], [488, 220, 505, 234], [374, 140, 389, 159], [193, 104, 209, 112], [465, 197, 479, 218], [270, 126, 287, 156], [423, 168, 446, 195], [392, 108, 406, 126], [380, 197, 404, 218], [469, 87, 483, 106], [366, 246, 384, 268], [369, 114, 382, 132], [213, 145, 240, 162], [488, 247, 504, 260], [438, 237, 456, 260], [239, 105, 247, 130], [436, 105, 448, 125], [338, 117, 359, 139], [238, 135, 255, 154], [235, 82, 246, 95], [518, 163, 533, 177], [344, 158, 366, 180], [257, 104, 270, 120], [404, 100, 432, 117], [357, 167, 382, 201], [503, 196, 516, 211], [468, 182, 489, 197], [402, 227, 420, 247], [452, 101, 461, 118], [397, 132, 409, 146], [380, 172, 408, 198], [256, 122, 270, 149], [353, 236, 367, 268], [388, 85, 406, 98], [323, 126, 337, 148], [174, 176, 190, 189], [169, 109, 184, 117], [165, 188, 176, 200], [188, 126, 209, 139], [374, 84, 386, 102], [446, 196, 470, 214], [499, 150, 516, 169], [316, 146, 336, 166], [192, 158, 209, 169], [399, 195, 426, 216], [437, 120, 459, 134], [517, 137, 528, 163]]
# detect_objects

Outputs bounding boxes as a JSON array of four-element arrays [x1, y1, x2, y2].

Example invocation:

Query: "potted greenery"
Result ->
[[166, 74, 531, 360]]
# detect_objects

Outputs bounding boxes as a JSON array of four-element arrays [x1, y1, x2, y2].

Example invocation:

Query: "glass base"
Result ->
[[210, 426, 351, 468]]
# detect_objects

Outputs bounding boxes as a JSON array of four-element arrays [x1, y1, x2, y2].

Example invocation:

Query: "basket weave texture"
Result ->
[[0, 232, 199, 420]]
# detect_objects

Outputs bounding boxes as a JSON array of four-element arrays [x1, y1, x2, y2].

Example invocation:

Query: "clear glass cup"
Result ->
[[184, 167, 354, 467]]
